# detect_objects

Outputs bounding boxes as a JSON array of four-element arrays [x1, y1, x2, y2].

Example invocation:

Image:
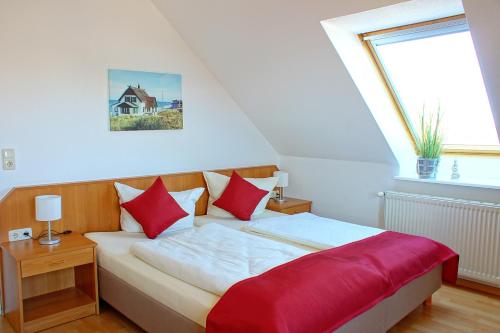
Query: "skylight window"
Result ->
[[363, 16, 500, 154]]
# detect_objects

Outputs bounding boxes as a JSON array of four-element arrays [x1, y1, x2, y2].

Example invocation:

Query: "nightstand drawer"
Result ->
[[21, 248, 94, 278], [280, 203, 311, 215]]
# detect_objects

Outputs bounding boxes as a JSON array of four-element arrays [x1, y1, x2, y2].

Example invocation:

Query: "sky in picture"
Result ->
[[108, 69, 182, 102]]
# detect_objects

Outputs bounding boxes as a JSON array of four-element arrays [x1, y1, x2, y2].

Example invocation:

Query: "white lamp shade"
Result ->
[[273, 171, 289, 187], [35, 195, 62, 221]]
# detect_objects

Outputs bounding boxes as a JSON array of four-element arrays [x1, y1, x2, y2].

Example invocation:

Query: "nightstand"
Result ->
[[266, 197, 312, 215], [1, 234, 99, 333]]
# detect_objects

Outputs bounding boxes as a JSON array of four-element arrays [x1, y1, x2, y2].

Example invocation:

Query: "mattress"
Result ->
[[194, 209, 286, 230], [85, 230, 219, 327], [244, 213, 384, 249]]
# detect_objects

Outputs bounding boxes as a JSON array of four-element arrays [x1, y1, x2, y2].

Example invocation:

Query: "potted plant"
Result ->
[[415, 108, 443, 179]]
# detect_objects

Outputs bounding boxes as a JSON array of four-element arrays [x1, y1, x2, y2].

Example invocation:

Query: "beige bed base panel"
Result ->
[[98, 267, 204, 333], [98, 265, 442, 333], [338, 265, 442, 332]]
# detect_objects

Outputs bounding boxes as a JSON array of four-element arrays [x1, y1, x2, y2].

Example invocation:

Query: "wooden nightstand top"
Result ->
[[266, 197, 312, 214], [1, 233, 96, 262]]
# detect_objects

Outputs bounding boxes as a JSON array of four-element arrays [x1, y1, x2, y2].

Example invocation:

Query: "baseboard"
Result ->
[[456, 278, 500, 297]]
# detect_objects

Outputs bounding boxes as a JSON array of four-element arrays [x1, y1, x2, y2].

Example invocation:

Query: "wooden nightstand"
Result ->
[[1, 234, 99, 333], [266, 197, 312, 215]]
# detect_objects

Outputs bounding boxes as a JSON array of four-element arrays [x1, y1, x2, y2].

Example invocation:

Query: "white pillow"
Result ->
[[114, 182, 204, 233], [202, 171, 278, 218]]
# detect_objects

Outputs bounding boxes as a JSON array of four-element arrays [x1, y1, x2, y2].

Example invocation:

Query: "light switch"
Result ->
[[2, 149, 15, 170]]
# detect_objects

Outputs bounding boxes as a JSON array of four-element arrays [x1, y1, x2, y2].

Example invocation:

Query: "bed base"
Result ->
[[98, 267, 204, 333], [337, 265, 441, 332], [98, 265, 442, 333]]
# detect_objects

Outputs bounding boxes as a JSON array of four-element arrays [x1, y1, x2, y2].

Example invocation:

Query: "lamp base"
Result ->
[[39, 235, 61, 245], [274, 187, 286, 202]]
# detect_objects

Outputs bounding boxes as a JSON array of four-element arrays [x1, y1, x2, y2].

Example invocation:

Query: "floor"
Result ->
[[1, 285, 499, 333], [0, 302, 143, 333], [389, 285, 500, 333]]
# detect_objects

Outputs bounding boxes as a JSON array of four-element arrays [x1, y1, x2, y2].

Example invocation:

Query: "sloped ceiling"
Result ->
[[151, 0, 500, 165], [151, 0, 400, 165]]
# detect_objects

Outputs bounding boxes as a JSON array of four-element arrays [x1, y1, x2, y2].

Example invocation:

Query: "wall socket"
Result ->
[[8, 228, 32, 242], [2, 148, 16, 170]]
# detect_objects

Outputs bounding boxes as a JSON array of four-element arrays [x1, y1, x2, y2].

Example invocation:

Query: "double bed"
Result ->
[[86, 210, 445, 333], [0, 165, 456, 333]]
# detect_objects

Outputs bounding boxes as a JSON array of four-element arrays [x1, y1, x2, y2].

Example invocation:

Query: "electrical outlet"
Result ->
[[2, 149, 16, 170], [8, 228, 32, 242]]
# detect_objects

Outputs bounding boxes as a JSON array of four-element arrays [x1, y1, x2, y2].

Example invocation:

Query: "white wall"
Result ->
[[463, 0, 500, 136], [280, 155, 395, 227], [0, 0, 277, 199]]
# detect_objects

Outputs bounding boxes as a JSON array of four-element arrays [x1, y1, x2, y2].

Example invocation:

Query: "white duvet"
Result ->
[[130, 223, 309, 296], [244, 213, 384, 250]]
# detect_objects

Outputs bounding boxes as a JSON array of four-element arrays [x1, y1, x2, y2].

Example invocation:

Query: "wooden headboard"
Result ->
[[0, 165, 278, 243]]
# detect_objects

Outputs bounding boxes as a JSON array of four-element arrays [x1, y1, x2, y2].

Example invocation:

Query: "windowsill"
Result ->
[[394, 175, 500, 190]]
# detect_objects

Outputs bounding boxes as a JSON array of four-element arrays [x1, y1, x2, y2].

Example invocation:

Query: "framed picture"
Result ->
[[108, 69, 183, 131]]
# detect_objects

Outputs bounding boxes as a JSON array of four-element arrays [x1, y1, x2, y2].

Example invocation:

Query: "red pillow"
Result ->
[[121, 177, 188, 239], [213, 171, 268, 221]]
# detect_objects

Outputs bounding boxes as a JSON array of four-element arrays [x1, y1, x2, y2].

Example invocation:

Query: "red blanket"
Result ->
[[206, 231, 458, 333]]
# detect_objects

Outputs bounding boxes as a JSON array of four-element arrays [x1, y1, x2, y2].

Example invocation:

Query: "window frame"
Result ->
[[361, 14, 500, 156]]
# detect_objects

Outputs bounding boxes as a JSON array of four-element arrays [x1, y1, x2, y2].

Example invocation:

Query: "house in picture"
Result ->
[[108, 69, 183, 131], [112, 84, 158, 116]]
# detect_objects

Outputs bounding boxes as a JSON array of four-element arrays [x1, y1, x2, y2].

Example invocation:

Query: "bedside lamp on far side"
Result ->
[[35, 195, 62, 245], [273, 171, 289, 202]]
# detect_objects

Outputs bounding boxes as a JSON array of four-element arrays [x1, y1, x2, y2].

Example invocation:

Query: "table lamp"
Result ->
[[35, 195, 62, 245], [273, 171, 289, 202]]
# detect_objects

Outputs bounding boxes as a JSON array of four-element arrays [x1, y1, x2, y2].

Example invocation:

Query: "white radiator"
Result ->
[[383, 191, 500, 287]]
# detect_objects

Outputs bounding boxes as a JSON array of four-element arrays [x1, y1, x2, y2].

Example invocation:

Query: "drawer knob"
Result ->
[[50, 259, 66, 265]]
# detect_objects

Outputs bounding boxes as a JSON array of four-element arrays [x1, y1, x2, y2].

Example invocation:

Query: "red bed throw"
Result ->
[[206, 231, 458, 333]]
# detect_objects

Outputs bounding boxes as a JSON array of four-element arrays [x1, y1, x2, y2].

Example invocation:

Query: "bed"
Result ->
[[86, 211, 445, 333], [0, 165, 452, 333]]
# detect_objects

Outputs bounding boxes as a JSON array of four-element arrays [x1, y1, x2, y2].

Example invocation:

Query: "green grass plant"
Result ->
[[415, 105, 443, 159], [110, 109, 183, 131]]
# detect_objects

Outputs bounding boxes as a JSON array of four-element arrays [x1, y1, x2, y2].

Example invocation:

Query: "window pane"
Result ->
[[375, 31, 499, 146]]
